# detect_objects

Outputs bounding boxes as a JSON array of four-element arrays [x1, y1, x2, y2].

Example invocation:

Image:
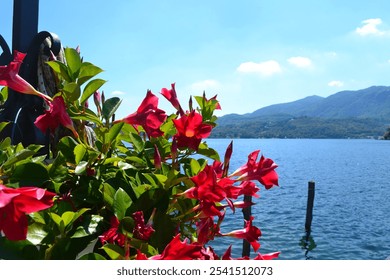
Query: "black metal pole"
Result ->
[[12, 0, 39, 52], [305, 181, 315, 232], [242, 195, 252, 257]]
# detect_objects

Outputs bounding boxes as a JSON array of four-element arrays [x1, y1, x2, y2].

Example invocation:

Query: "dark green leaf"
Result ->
[[102, 97, 122, 120], [57, 136, 78, 163], [10, 162, 49, 186], [49, 152, 69, 182]]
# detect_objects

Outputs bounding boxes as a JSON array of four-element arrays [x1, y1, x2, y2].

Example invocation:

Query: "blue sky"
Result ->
[[2, 0, 390, 117]]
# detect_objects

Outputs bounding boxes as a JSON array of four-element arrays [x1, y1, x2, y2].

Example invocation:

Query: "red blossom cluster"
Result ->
[[0, 50, 281, 260], [100, 83, 280, 260]]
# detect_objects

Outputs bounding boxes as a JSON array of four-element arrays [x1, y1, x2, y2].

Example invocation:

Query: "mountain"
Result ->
[[212, 86, 390, 139]]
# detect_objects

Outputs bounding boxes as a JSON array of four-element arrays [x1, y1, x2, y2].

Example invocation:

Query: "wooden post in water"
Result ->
[[242, 195, 252, 257], [305, 181, 315, 233]]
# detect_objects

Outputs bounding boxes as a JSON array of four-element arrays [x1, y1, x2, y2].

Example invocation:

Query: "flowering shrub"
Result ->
[[0, 47, 279, 260]]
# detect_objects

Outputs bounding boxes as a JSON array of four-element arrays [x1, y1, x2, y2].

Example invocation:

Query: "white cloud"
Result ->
[[355, 18, 385, 36], [287, 56, 312, 68], [189, 79, 220, 92], [111, 90, 127, 95], [237, 60, 282, 76], [328, 80, 344, 87]]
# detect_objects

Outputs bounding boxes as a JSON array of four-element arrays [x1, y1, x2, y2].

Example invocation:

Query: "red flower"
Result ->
[[161, 83, 184, 116], [132, 211, 155, 241], [99, 216, 126, 246], [253, 251, 280, 260], [34, 96, 79, 138], [230, 150, 278, 189], [0, 185, 56, 241], [196, 217, 221, 245], [0, 51, 52, 102], [223, 216, 261, 252], [222, 245, 279, 260], [172, 110, 213, 150], [189, 165, 232, 202], [114, 90, 167, 138], [149, 234, 204, 260]]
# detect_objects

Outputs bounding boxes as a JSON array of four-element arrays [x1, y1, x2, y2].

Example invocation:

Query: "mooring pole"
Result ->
[[305, 181, 315, 233], [12, 0, 39, 52], [242, 195, 252, 257]]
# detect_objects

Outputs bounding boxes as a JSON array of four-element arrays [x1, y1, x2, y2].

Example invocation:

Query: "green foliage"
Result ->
[[0, 46, 277, 260]]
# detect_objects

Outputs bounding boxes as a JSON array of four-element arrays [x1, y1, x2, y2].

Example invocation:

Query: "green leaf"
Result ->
[[102, 97, 122, 120], [49, 152, 69, 182], [72, 208, 90, 223], [62, 82, 81, 102], [75, 161, 88, 175], [78, 62, 104, 85], [101, 244, 124, 260], [69, 107, 102, 126], [71, 226, 89, 239], [102, 183, 116, 208], [80, 78, 106, 104], [10, 162, 49, 186], [27, 223, 48, 245], [65, 47, 82, 79], [49, 213, 63, 229], [107, 122, 124, 144], [3, 145, 43, 168], [78, 253, 106, 260], [62, 212, 75, 228], [57, 136, 79, 163], [129, 132, 144, 153], [46, 60, 72, 82], [29, 212, 46, 224], [0, 122, 9, 133], [74, 144, 87, 164], [197, 142, 220, 161], [113, 188, 131, 220], [190, 158, 201, 175]]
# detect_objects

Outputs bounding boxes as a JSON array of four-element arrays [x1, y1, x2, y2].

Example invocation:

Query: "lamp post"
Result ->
[[12, 0, 39, 53], [0, 0, 60, 152]]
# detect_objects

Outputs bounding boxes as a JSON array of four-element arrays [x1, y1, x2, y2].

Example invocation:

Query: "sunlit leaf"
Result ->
[[80, 79, 106, 104], [113, 188, 131, 220], [78, 62, 104, 85], [74, 144, 87, 164], [65, 47, 82, 79], [101, 244, 124, 260], [75, 161, 88, 175], [27, 223, 48, 245]]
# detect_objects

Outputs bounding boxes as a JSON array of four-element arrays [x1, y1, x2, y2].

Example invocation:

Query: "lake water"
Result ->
[[205, 138, 390, 260]]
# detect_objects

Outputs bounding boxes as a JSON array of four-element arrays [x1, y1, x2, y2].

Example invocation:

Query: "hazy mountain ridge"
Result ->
[[212, 86, 390, 138]]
